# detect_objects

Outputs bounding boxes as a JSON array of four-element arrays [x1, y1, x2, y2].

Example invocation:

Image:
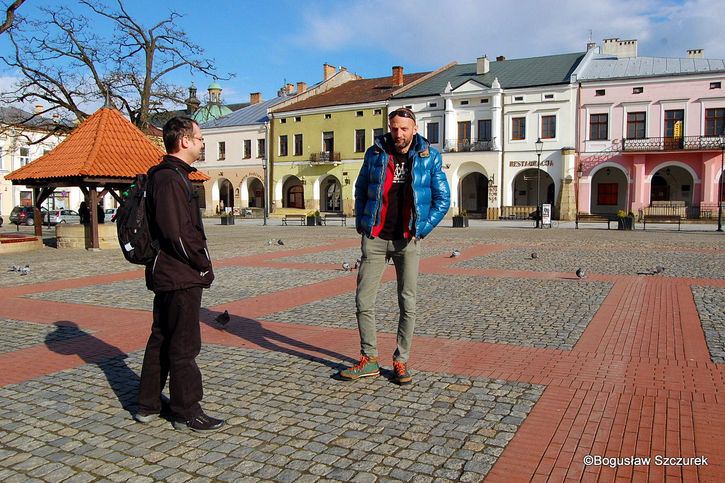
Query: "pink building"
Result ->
[[576, 42, 725, 218]]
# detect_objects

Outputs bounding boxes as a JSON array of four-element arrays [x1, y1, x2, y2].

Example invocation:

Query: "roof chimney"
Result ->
[[586, 41, 597, 51], [601, 37, 638, 58], [250, 92, 262, 104], [392, 66, 404, 87], [286, 83, 294, 94], [687, 49, 704, 59], [296, 82, 307, 94], [323, 63, 336, 81], [476, 56, 490, 75], [34, 104, 44, 114], [496, 55, 506, 62]]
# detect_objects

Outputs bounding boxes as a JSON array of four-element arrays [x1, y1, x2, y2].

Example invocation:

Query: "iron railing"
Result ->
[[309, 151, 341, 164], [622, 136, 723, 152], [442, 138, 496, 153]]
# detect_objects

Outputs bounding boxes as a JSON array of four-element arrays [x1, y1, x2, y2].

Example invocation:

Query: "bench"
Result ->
[[575, 213, 615, 229], [281, 214, 306, 226], [642, 215, 681, 231], [321, 213, 347, 226]]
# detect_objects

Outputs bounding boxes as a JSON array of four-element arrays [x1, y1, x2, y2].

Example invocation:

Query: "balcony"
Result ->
[[442, 138, 496, 153], [622, 136, 723, 152], [309, 151, 341, 164]]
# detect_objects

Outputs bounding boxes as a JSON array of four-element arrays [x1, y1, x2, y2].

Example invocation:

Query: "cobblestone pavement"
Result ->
[[0, 223, 723, 482], [692, 286, 725, 363], [0, 347, 543, 482], [265, 275, 612, 350]]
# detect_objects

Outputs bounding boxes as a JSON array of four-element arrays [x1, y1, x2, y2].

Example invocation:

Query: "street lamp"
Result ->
[[535, 137, 543, 228], [718, 133, 724, 232]]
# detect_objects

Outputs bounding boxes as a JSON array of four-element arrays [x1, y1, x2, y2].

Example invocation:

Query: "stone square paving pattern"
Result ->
[[0, 221, 724, 482]]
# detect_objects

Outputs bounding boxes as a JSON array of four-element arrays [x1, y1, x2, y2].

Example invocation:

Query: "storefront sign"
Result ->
[[509, 160, 553, 167]]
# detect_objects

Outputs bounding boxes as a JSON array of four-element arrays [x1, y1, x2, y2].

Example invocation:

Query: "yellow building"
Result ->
[[269, 67, 431, 215]]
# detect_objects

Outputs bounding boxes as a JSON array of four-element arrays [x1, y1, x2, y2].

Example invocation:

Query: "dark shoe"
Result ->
[[393, 360, 412, 385], [133, 395, 171, 424], [338, 355, 380, 380], [172, 412, 225, 432]]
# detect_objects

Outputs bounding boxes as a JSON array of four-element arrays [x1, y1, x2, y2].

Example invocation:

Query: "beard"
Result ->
[[394, 135, 412, 152]]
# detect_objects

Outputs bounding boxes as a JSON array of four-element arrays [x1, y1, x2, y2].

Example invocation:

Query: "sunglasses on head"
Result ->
[[388, 108, 416, 121]]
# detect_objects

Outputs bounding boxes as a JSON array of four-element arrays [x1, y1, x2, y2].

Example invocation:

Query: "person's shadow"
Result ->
[[199, 309, 356, 374], [45, 321, 140, 414]]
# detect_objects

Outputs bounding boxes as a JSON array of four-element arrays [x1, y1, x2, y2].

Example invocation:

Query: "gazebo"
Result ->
[[5, 107, 209, 249]]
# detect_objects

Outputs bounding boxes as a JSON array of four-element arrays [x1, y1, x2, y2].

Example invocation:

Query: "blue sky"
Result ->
[[2, 0, 724, 107]]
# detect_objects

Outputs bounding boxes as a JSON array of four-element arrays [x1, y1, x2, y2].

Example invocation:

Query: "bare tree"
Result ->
[[0, 0, 25, 34], [0, 0, 227, 135]]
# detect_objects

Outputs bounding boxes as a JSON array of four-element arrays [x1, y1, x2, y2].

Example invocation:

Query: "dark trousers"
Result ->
[[138, 287, 203, 420]]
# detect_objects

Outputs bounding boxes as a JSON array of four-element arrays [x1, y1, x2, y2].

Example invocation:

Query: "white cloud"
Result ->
[[297, 0, 725, 64]]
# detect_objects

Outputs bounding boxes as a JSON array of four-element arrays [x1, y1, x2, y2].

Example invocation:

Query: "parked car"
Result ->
[[47, 209, 81, 225], [9, 206, 49, 226], [104, 208, 118, 223]]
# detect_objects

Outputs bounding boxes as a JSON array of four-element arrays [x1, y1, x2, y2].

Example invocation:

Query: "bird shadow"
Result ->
[[199, 309, 357, 372], [44, 321, 139, 414]]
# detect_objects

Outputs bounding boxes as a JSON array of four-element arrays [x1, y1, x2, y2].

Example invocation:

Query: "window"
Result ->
[[217, 142, 225, 160], [627, 112, 646, 139], [324, 114, 332, 119], [200, 144, 205, 161], [356, 111, 363, 117], [710, 82, 721, 89], [544, 94, 554, 100], [480, 98, 489, 104], [664, 109, 684, 137], [597, 183, 618, 206], [354, 129, 366, 152], [511, 117, 526, 140], [280, 118, 287, 124], [514, 96, 523, 102], [477, 119, 491, 141], [373, 128, 384, 139], [243, 139, 251, 159], [279, 135, 288, 156], [294, 134, 303, 156], [589, 113, 608, 140], [458, 121, 471, 142], [427, 122, 440, 144], [460, 100, 469, 105], [429, 102, 437, 107], [705, 108, 725, 136], [595, 89, 605, 96], [541, 115, 556, 139], [633, 86, 644, 94], [323, 131, 334, 153], [295, 116, 301, 122], [374, 109, 382, 115], [19, 147, 30, 167], [257, 139, 265, 158]]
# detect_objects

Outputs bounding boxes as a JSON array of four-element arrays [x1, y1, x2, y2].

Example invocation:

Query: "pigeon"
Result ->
[[267, 239, 274, 246], [342, 262, 351, 271], [655, 265, 665, 273], [19, 265, 30, 276], [277, 239, 284, 246], [450, 249, 461, 258], [531, 252, 538, 260], [214, 310, 230, 326], [575, 268, 585, 279], [8, 265, 21, 272], [353, 258, 361, 270]]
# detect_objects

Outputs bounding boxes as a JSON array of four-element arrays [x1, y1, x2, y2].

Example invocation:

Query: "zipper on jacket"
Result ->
[[151, 253, 159, 275], [179, 237, 189, 259], [372, 154, 388, 230]]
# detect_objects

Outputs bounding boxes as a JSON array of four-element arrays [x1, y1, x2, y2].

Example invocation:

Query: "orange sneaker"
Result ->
[[393, 360, 412, 385]]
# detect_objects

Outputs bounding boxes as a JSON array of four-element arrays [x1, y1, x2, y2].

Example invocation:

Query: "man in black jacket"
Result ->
[[134, 117, 224, 432]]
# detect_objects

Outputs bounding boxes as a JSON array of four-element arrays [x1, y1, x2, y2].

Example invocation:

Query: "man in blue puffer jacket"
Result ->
[[339, 107, 450, 385]]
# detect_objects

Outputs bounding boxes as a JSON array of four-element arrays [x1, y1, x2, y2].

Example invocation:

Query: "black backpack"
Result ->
[[116, 166, 190, 265]]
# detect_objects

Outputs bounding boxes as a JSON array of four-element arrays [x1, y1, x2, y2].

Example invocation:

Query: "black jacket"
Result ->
[[145, 155, 214, 292]]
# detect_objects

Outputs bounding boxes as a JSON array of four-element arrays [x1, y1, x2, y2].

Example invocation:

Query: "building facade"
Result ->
[[269, 66, 430, 215], [576, 41, 725, 218]]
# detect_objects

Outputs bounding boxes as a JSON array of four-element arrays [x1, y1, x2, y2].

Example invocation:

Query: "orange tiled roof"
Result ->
[[6, 108, 208, 182], [274, 73, 430, 113]]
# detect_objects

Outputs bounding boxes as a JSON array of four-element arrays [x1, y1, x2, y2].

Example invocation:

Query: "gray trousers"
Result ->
[[355, 236, 420, 362]]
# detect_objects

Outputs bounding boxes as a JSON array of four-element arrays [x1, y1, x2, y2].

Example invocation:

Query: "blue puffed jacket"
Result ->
[[355, 133, 450, 238]]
